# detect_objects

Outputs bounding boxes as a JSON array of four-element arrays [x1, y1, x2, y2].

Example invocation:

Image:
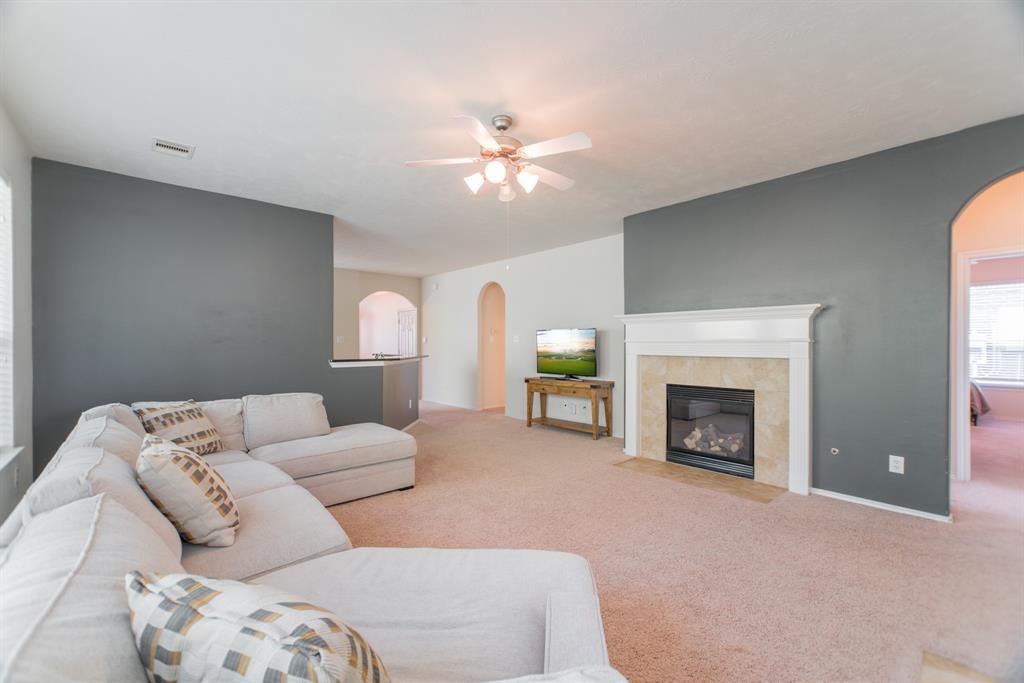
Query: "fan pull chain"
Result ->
[[505, 200, 511, 270]]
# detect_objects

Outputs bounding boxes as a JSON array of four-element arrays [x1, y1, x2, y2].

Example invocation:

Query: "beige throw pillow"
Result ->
[[125, 571, 390, 683], [134, 400, 224, 455], [136, 435, 239, 546]]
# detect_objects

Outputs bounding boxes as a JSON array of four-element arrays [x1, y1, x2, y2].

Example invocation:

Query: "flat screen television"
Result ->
[[536, 328, 598, 378]]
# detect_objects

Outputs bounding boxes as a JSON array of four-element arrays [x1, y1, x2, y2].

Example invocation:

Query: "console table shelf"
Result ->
[[525, 377, 614, 440]]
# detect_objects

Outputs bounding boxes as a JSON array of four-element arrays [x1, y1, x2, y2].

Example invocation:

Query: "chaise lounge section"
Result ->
[[0, 393, 619, 682]]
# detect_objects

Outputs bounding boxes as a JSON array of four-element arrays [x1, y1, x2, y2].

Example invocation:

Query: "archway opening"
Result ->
[[950, 170, 1024, 486], [478, 282, 506, 411], [358, 290, 417, 359]]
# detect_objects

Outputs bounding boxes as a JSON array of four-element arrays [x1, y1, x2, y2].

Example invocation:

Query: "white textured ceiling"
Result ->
[[2, 1, 1022, 276]]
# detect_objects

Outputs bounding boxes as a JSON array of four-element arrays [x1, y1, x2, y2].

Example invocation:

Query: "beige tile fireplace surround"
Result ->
[[618, 303, 822, 494], [639, 356, 789, 488]]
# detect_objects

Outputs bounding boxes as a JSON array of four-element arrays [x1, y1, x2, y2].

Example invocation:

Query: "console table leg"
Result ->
[[591, 394, 599, 439], [540, 393, 548, 420], [526, 390, 533, 427], [603, 395, 612, 437]]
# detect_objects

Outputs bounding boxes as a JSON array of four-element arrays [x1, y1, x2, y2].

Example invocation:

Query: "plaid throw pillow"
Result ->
[[136, 435, 239, 546], [125, 571, 390, 683], [134, 400, 224, 456]]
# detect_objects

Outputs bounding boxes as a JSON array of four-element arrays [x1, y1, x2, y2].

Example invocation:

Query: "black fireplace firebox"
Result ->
[[666, 384, 755, 478]]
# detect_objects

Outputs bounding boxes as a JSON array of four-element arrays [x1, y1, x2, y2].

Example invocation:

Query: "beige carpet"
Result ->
[[330, 404, 1024, 683]]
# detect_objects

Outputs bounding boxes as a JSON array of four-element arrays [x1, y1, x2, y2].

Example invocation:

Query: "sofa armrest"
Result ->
[[486, 666, 627, 683], [545, 591, 610, 673]]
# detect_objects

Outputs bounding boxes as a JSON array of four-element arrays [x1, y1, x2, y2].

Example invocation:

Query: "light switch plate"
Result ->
[[888, 454, 905, 474]]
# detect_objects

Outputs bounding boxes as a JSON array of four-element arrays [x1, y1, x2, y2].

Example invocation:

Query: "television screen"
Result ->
[[537, 328, 598, 377]]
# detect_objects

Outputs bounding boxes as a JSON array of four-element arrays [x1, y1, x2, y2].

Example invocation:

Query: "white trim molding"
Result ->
[[616, 303, 823, 495], [950, 247, 1024, 482], [811, 487, 952, 523]]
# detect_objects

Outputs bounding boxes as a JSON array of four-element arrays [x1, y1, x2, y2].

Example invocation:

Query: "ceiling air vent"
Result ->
[[151, 138, 195, 159]]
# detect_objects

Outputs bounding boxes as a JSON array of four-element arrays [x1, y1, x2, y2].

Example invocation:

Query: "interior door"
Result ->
[[398, 309, 417, 357]]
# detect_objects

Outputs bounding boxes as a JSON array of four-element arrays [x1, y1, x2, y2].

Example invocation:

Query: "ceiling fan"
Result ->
[[405, 114, 591, 202]]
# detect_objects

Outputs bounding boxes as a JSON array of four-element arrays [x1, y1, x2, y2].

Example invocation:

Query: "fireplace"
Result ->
[[666, 384, 755, 478]]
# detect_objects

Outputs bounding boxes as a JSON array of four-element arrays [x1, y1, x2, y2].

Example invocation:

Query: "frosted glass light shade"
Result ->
[[464, 172, 485, 194], [498, 183, 517, 203], [516, 170, 539, 193], [484, 159, 507, 184]]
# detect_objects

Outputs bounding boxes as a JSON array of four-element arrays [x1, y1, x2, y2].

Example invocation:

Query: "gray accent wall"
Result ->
[[382, 361, 420, 430], [624, 115, 1024, 516], [32, 160, 382, 473]]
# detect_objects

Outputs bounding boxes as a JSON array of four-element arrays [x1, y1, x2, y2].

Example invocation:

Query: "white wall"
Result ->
[[0, 101, 33, 520], [422, 234, 624, 437], [359, 290, 415, 358]]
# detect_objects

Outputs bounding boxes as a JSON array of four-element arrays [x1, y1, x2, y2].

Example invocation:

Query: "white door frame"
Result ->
[[950, 246, 1024, 481]]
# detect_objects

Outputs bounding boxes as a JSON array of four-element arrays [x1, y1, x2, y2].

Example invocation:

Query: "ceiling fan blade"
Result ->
[[518, 132, 592, 159], [405, 157, 479, 168], [525, 164, 575, 191], [455, 115, 502, 152]]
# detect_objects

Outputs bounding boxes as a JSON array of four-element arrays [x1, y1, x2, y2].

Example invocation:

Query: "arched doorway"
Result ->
[[359, 290, 417, 359], [478, 282, 506, 410], [950, 170, 1024, 481]]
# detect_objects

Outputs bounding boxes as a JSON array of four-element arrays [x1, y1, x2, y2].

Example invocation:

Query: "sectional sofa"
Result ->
[[0, 393, 621, 682]]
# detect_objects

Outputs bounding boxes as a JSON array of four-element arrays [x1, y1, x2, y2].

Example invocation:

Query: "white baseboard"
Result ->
[[810, 487, 952, 523]]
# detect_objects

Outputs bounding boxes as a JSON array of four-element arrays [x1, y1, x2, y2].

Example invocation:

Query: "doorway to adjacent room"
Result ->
[[477, 282, 506, 411]]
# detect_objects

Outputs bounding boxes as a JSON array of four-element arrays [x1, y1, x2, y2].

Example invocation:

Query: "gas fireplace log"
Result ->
[[683, 423, 745, 455]]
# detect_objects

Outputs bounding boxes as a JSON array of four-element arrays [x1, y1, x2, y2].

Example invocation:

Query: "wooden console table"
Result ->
[[525, 377, 614, 440]]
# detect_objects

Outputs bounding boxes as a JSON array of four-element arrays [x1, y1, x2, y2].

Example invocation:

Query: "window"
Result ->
[[969, 281, 1024, 386], [0, 177, 11, 448]]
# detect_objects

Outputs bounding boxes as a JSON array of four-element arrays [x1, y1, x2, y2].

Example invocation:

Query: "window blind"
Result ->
[[0, 178, 11, 448], [969, 281, 1024, 385]]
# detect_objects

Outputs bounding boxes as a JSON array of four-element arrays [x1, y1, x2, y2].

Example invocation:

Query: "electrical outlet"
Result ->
[[335, 335, 344, 344], [512, 335, 519, 344], [888, 455, 905, 474]]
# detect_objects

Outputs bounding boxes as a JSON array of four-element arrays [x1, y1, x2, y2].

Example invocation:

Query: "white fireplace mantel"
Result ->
[[616, 303, 823, 494]]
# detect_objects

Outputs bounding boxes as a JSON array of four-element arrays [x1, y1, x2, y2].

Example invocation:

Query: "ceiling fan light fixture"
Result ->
[[464, 172, 485, 194], [516, 170, 539, 193], [498, 182, 517, 203], [484, 159, 507, 184]]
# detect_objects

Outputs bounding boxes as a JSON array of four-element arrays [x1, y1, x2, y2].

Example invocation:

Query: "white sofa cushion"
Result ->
[[242, 393, 331, 450], [248, 423, 416, 480], [198, 398, 247, 451], [0, 494, 184, 683], [203, 450, 252, 466], [0, 446, 181, 555], [133, 398, 247, 452], [254, 548, 600, 683], [56, 415, 143, 467], [181, 484, 351, 580], [213, 459, 294, 499], [126, 570, 390, 683], [137, 435, 240, 546], [134, 400, 225, 456], [77, 402, 147, 438]]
